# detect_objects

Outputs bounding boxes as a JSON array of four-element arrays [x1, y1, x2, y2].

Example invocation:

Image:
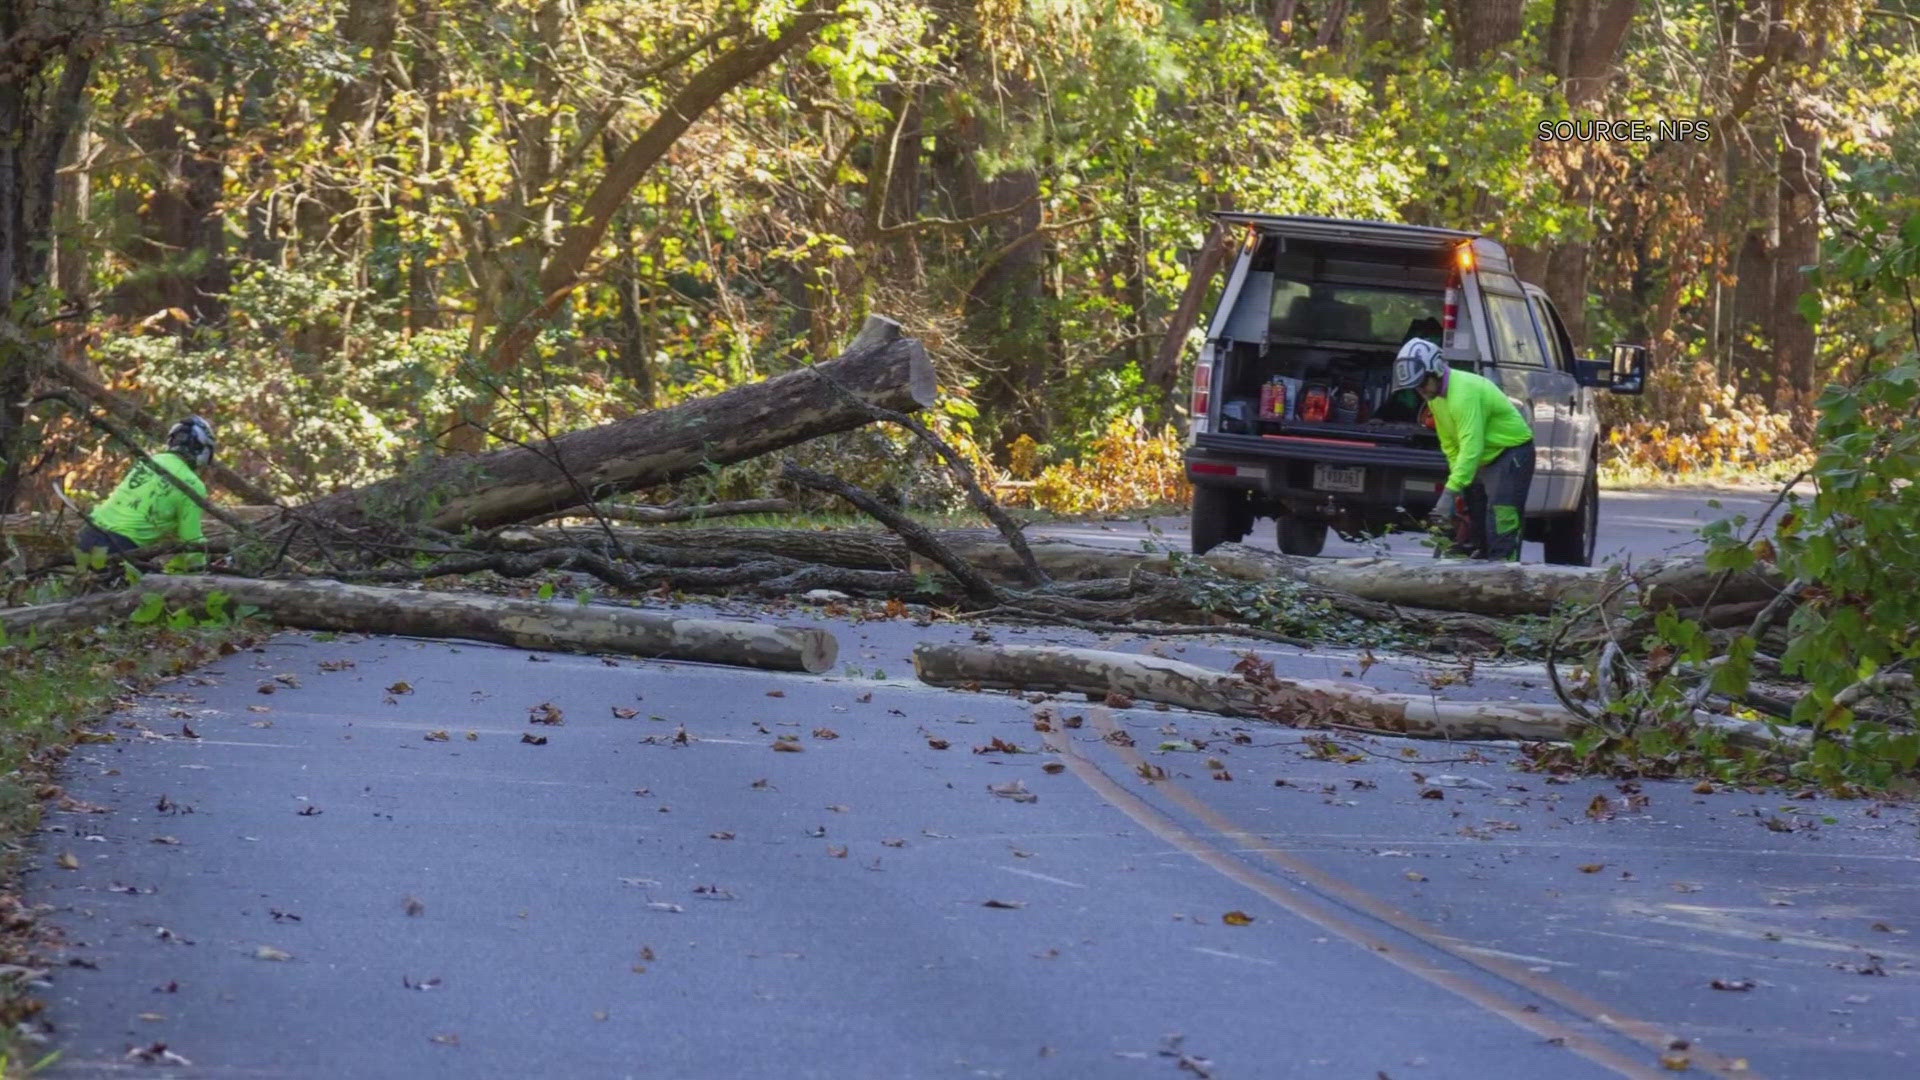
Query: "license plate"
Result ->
[[1313, 464, 1366, 493]]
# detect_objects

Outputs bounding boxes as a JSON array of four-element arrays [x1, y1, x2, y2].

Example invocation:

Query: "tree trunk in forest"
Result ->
[[912, 643, 1801, 749], [117, 50, 229, 324], [0, 0, 101, 513], [1446, 0, 1523, 66], [297, 0, 400, 255], [1147, 222, 1234, 425], [963, 154, 1051, 456], [2, 576, 839, 673], [295, 315, 934, 534], [1770, 35, 1826, 410], [1537, 0, 1638, 352], [1724, 0, 1784, 402]]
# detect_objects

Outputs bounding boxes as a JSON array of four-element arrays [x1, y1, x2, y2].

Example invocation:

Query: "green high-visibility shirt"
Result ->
[[1430, 367, 1534, 492], [89, 451, 208, 546]]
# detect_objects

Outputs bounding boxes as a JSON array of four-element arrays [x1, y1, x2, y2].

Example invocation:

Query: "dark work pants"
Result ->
[[77, 524, 139, 557], [1462, 441, 1534, 562]]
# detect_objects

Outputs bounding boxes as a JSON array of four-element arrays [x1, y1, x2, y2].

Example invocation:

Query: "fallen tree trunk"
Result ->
[[291, 315, 935, 534], [3, 576, 839, 673], [912, 643, 1803, 750], [526, 498, 794, 527]]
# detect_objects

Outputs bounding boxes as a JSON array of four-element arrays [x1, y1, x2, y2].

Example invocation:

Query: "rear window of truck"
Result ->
[[1268, 280, 1444, 346]]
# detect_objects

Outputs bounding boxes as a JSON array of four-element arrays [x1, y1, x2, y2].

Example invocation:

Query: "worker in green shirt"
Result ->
[[1391, 339, 1535, 561], [77, 416, 216, 558]]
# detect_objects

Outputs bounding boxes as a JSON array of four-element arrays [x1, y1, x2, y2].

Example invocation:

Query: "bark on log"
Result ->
[[492, 525, 909, 570], [293, 315, 935, 534], [912, 643, 1803, 750], [3, 576, 839, 673], [526, 498, 794, 527]]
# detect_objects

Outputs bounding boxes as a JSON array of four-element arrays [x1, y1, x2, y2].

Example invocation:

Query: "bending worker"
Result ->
[[1390, 339, 1534, 561], [77, 416, 216, 558]]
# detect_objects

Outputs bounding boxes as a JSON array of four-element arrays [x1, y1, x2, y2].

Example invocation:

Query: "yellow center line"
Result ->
[[1075, 707, 1760, 1080]]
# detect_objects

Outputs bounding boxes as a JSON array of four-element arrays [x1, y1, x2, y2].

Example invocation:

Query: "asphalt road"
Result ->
[[1031, 486, 1793, 565], [25, 597, 1920, 1079]]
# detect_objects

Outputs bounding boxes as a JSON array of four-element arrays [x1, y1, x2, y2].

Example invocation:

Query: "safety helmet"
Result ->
[[166, 415, 215, 468], [1391, 338, 1446, 394]]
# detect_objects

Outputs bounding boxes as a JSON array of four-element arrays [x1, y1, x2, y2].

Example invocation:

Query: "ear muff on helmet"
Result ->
[[167, 416, 215, 468], [1391, 338, 1444, 394]]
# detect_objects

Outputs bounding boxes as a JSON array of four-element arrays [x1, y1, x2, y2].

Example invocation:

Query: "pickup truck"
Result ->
[[1182, 214, 1648, 566]]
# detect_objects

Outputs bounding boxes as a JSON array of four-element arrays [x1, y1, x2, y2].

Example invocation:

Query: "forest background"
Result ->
[[0, 0, 1915, 518]]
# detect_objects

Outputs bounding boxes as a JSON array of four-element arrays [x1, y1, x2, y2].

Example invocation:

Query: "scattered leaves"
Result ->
[[57, 852, 79, 870], [982, 899, 1026, 909], [253, 946, 293, 962], [1710, 978, 1755, 992], [1042, 762, 1065, 775], [926, 738, 950, 750], [611, 706, 639, 719], [771, 736, 804, 752], [424, 730, 450, 742], [1578, 864, 1605, 874], [528, 702, 564, 725], [520, 733, 548, 746], [1221, 911, 1254, 926], [1103, 691, 1135, 709], [405, 896, 425, 917], [386, 681, 413, 695], [812, 727, 839, 740]]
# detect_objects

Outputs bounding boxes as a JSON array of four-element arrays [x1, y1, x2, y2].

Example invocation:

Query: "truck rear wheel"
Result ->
[[1543, 466, 1599, 566], [1190, 486, 1252, 555], [1276, 515, 1328, 557]]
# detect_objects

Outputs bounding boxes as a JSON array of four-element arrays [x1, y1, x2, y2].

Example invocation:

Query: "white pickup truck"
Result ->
[[1182, 214, 1649, 566]]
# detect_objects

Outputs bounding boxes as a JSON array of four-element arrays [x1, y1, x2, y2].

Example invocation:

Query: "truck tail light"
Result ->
[[1443, 286, 1458, 331], [1190, 361, 1212, 420]]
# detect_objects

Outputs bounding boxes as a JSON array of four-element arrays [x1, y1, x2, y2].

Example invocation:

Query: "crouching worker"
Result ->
[[76, 416, 216, 560], [1390, 339, 1534, 561]]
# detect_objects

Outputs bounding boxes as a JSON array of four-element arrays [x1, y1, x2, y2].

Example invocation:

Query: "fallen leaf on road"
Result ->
[[1222, 911, 1254, 926], [1103, 691, 1135, 709], [386, 681, 413, 695], [152, 836, 180, 846], [1063, 714, 1084, 728], [856, 692, 872, 703], [256, 683, 275, 695], [402, 975, 442, 991], [1135, 763, 1167, 781], [180, 723, 199, 739], [274, 674, 301, 688], [1404, 871, 1428, 882], [611, 707, 639, 719], [766, 690, 785, 698], [645, 902, 684, 914], [429, 1033, 459, 1046], [253, 946, 292, 962], [1711, 978, 1755, 991], [424, 730, 450, 742], [709, 831, 735, 841], [521, 733, 548, 745], [126, 1044, 191, 1066], [528, 702, 564, 725], [1042, 762, 1065, 775], [750, 778, 772, 790], [405, 896, 425, 917], [1103, 729, 1135, 747], [296, 805, 322, 816], [927, 738, 950, 750], [882, 838, 905, 848], [1693, 780, 1716, 794], [974, 737, 1023, 754], [1578, 864, 1605, 874], [988, 780, 1037, 803], [826, 804, 849, 813], [57, 852, 78, 870], [982, 899, 1026, 909], [812, 727, 839, 740], [1661, 1053, 1690, 1071], [771, 736, 804, 752], [466, 731, 477, 741], [319, 659, 354, 672], [1587, 795, 1614, 820], [1211, 770, 1233, 782], [827, 845, 848, 858], [1419, 788, 1444, 800], [693, 884, 736, 900]]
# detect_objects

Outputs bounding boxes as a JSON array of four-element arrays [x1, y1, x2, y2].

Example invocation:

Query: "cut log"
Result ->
[[526, 498, 794, 527], [3, 576, 839, 673], [493, 525, 909, 570], [292, 315, 935, 534], [911, 643, 1804, 750]]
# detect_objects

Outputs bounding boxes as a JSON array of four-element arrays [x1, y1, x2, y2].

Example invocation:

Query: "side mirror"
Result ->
[[1572, 359, 1614, 388], [1607, 343, 1648, 394]]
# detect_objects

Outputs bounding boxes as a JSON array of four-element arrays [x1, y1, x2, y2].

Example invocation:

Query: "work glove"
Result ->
[[1428, 490, 1459, 527]]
